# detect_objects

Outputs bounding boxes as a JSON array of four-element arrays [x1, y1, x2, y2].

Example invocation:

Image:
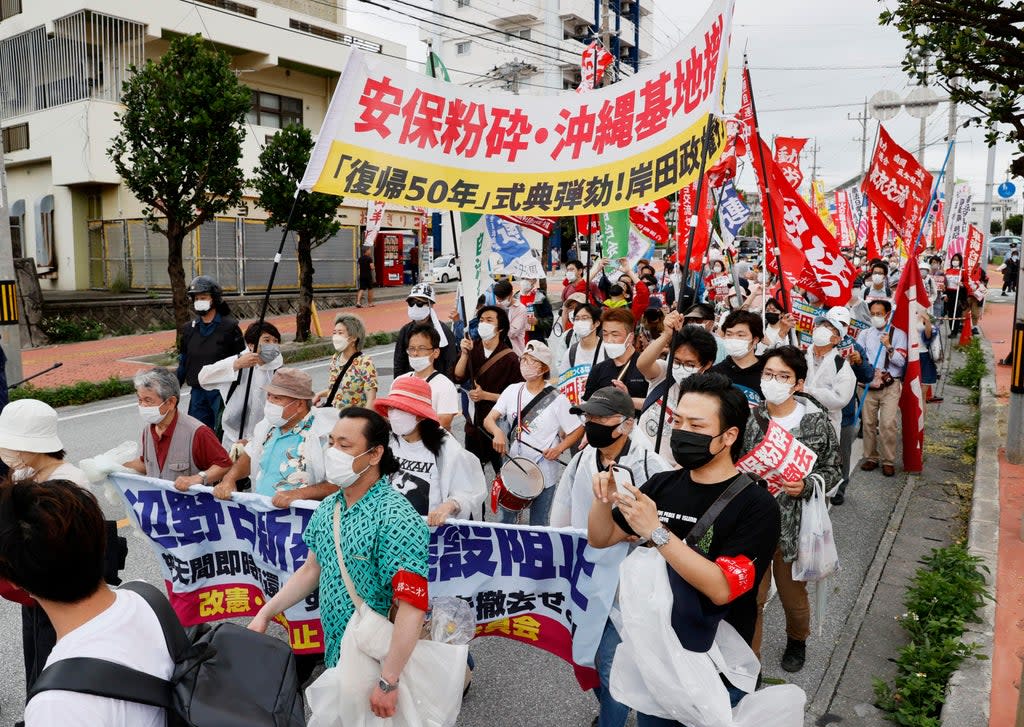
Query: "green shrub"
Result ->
[[950, 338, 986, 391], [40, 315, 105, 343], [9, 377, 136, 407], [874, 543, 990, 726]]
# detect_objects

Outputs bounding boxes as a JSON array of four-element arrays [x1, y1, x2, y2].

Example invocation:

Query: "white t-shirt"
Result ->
[[14, 462, 91, 489], [389, 433, 485, 516], [493, 383, 582, 488], [397, 371, 460, 417], [771, 402, 806, 433], [26, 590, 174, 727]]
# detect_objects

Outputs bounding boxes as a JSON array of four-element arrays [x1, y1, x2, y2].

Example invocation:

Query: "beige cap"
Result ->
[[263, 367, 315, 400], [522, 340, 553, 371]]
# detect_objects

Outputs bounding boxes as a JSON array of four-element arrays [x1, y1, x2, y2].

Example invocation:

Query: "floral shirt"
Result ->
[[326, 352, 378, 409], [302, 479, 429, 667], [251, 413, 320, 498]]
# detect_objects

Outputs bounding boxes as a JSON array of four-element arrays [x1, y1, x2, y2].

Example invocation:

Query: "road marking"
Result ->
[[117, 518, 130, 529], [56, 348, 393, 422]]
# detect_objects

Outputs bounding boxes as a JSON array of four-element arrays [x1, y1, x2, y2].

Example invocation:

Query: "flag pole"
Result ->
[[654, 114, 718, 455], [744, 60, 791, 313]]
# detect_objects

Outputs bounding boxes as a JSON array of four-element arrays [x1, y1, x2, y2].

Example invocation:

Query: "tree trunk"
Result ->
[[295, 233, 315, 342], [166, 224, 190, 349]]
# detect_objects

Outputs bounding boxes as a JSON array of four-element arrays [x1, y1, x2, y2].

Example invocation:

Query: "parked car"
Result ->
[[988, 235, 1020, 263], [430, 255, 460, 283], [734, 236, 762, 260]]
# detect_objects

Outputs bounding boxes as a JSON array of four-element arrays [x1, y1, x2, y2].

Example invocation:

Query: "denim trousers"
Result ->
[[593, 619, 630, 727], [498, 484, 554, 526], [187, 386, 223, 431]]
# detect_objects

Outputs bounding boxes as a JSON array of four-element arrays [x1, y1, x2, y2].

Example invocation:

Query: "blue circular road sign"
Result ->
[[998, 181, 1016, 198]]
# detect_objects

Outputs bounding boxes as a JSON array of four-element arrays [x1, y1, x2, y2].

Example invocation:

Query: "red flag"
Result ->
[[964, 224, 985, 277], [774, 137, 808, 190], [706, 119, 741, 188], [577, 42, 613, 93], [865, 203, 888, 261], [678, 181, 713, 271], [497, 215, 556, 236], [861, 126, 933, 246], [752, 134, 857, 306], [575, 214, 600, 236], [929, 200, 945, 251], [735, 77, 754, 158], [890, 260, 928, 472], [630, 198, 671, 243], [959, 309, 973, 345]]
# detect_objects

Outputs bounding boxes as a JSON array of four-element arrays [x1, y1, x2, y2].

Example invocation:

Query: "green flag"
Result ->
[[599, 209, 631, 260], [424, 52, 451, 81]]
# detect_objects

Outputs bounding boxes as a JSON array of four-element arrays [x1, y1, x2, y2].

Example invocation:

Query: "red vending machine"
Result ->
[[375, 234, 404, 286]]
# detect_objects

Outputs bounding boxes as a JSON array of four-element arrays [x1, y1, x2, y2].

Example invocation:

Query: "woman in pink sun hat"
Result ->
[[374, 377, 485, 526]]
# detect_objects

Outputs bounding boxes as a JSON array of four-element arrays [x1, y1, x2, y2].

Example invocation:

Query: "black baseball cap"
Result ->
[[570, 386, 634, 418]]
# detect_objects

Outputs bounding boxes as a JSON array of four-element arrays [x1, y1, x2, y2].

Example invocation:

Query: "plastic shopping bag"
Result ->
[[791, 477, 839, 582]]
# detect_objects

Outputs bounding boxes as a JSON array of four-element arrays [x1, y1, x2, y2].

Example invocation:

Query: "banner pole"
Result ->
[[655, 115, 718, 456]]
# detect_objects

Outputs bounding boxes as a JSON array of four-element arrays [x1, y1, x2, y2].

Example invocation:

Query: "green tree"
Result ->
[[1007, 214, 1023, 236], [108, 34, 251, 335], [991, 219, 1004, 236], [252, 125, 341, 341], [880, 2, 1024, 176]]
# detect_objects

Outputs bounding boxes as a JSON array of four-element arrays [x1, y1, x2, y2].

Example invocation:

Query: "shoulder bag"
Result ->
[[304, 503, 467, 727]]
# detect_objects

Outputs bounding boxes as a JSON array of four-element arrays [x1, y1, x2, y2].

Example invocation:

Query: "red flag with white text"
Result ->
[[678, 180, 713, 271], [498, 216, 556, 236], [890, 260, 928, 472], [930, 200, 945, 251], [576, 214, 600, 236], [861, 126, 933, 247], [774, 136, 808, 190], [630, 198, 671, 243], [735, 75, 754, 158], [576, 42, 614, 93], [706, 119, 741, 188]]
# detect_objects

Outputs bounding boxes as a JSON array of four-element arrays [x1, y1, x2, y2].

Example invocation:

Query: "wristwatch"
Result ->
[[650, 527, 671, 549], [378, 675, 399, 693], [199, 471, 208, 485]]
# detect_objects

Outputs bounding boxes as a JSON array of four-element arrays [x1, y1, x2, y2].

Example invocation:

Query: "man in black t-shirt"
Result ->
[[583, 307, 649, 413], [710, 309, 765, 406], [356, 246, 374, 308], [589, 372, 780, 721]]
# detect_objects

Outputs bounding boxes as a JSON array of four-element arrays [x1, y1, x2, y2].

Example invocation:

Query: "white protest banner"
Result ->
[[791, 299, 869, 350], [943, 183, 972, 256], [111, 474, 623, 688], [299, 0, 733, 215], [363, 199, 386, 247], [736, 422, 818, 495]]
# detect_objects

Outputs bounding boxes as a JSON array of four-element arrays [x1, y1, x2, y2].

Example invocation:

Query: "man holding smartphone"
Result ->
[[549, 386, 672, 727], [588, 373, 781, 725]]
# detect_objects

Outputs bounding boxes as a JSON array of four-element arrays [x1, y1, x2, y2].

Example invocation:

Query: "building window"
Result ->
[[247, 91, 303, 129], [457, 0, 470, 7], [1, 123, 28, 152], [505, 29, 532, 41], [37, 195, 56, 270], [0, 0, 20, 22], [194, 0, 256, 18], [9, 200, 23, 259], [456, 41, 471, 55]]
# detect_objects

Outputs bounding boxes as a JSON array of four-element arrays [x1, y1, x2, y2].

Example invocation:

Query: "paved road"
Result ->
[[1, 340, 879, 727]]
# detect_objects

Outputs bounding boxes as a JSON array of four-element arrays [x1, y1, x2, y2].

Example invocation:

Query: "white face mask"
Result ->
[[812, 326, 835, 348], [521, 280, 534, 293], [672, 363, 700, 382], [332, 335, 349, 352], [138, 403, 166, 425], [497, 298, 511, 309], [604, 339, 629, 359], [264, 401, 290, 428], [520, 361, 544, 380], [388, 409, 419, 437], [408, 355, 432, 372], [724, 338, 751, 358], [871, 273, 885, 286], [408, 303, 431, 321], [477, 322, 497, 341], [573, 319, 593, 338], [761, 378, 794, 406], [566, 271, 577, 282], [870, 315, 888, 330], [324, 447, 371, 488], [193, 299, 211, 313]]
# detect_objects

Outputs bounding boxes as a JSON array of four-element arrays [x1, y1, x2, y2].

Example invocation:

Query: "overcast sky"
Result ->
[[346, 0, 1018, 207]]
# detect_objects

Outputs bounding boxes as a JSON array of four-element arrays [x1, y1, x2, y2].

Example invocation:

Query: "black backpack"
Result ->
[[28, 581, 306, 727]]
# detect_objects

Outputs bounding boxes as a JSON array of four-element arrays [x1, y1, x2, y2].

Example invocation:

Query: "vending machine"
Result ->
[[375, 234, 405, 286]]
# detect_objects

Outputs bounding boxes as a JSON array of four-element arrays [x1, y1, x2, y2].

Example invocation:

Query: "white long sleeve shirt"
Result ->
[[804, 348, 857, 437]]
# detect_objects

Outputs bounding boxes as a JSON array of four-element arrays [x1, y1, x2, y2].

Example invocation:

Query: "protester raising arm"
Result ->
[[636, 310, 684, 380]]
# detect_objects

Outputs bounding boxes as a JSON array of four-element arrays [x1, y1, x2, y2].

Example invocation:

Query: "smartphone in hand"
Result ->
[[610, 464, 636, 502]]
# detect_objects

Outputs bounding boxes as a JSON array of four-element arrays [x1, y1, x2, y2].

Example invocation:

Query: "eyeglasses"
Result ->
[[408, 300, 429, 308], [762, 372, 793, 383], [406, 346, 435, 355]]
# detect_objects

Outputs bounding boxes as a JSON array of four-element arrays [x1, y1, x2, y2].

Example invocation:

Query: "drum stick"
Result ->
[[478, 426, 569, 466]]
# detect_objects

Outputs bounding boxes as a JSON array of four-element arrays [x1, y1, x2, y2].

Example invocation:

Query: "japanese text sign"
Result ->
[[943, 183, 973, 257], [300, 0, 734, 215], [736, 422, 818, 495], [861, 126, 933, 247], [964, 224, 984, 277]]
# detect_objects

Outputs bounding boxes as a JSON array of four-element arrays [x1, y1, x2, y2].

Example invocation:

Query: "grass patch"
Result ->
[[950, 339, 987, 404], [874, 543, 990, 726], [9, 377, 136, 407]]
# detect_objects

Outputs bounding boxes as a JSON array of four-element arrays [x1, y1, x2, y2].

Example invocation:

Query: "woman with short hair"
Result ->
[[316, 313, 377, 409]]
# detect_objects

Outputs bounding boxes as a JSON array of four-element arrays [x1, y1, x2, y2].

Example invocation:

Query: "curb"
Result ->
[[940, 337, 1000, 726]]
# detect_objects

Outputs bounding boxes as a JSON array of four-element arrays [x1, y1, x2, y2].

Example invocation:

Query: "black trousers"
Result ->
[[22, 605, 57, 691]]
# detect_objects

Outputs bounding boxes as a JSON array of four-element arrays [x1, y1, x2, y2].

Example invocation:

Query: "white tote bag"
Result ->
[[305, 504, 467, 727], [791, 477, 839, 582]]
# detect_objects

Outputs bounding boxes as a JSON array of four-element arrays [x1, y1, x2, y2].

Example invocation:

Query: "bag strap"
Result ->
[[684, 473, 754, 549], [325, 352, 361, 408], [476, 346, 514, 378], [333, 501, 365, 609], [427, 371, 441, 383], [224, 363, 246, 405], [28, 657, 174, 709], [568, 342, 578, 368], [120, 581, 189, 660], [509, 385, 556, 440]]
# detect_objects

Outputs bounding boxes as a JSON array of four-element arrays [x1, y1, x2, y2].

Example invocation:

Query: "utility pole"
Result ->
[[982, 142, 997, 261], [848, 99, 869, 178], [945, 78, 958, 206], [809, 140, 821, 185], [0, 134, 25, 386], [600, 0, 611, 86], [1008, 186, 1024, 464]]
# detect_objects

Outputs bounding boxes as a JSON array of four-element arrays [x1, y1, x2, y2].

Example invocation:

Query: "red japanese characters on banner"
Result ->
[[577, 41, 615, 93], [861, 126, 933, 246], [964, 224, 985, 277], [497, 215, 556, 236], [890, 259, 928, 472], [630, 198, 671, 243], [774, 136, 807, 190], [678, 180, 713, 271], [736, 421, 819, 496]]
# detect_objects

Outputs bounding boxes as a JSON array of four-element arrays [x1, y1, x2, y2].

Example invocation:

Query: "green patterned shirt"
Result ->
[[302, 478, 429, 667]]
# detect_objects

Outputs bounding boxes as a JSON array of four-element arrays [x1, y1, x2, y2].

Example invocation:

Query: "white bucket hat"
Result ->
[[0, 399, 64, 452]]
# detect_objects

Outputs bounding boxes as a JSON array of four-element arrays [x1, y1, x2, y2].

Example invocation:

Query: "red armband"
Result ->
[[0, 577, 36, 607], [714, 555, 756, 602], [392, 570, 429, 611]]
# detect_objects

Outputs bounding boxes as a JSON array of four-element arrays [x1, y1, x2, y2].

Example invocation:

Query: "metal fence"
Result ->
[[87, 217, 357, 292]]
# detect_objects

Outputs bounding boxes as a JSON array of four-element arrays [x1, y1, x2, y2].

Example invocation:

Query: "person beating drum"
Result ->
[[483, 341, 584, 526]]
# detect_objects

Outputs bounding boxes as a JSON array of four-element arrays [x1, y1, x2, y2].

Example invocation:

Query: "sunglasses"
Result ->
[[408, 300, 429, 308]]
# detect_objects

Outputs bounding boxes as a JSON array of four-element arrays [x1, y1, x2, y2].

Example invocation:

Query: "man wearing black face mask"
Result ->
[[550, 386, 672, 727], [588, 373, 780, 722]]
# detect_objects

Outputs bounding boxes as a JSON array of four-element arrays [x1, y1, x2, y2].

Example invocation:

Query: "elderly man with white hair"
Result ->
[[123, 367, 232, 489]]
